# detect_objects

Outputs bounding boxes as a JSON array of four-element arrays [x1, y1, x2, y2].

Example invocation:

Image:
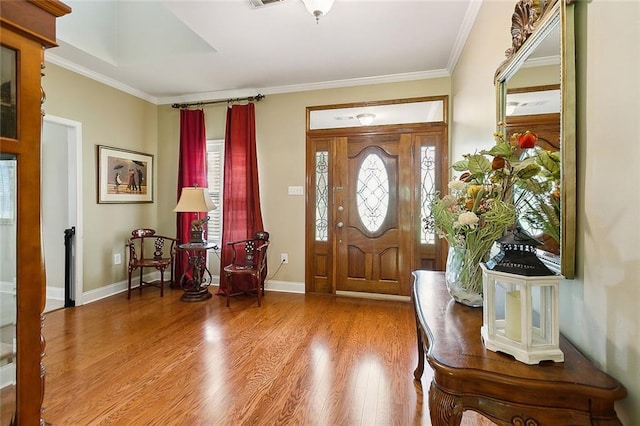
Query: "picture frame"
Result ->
[[97, 145, 154, 203]]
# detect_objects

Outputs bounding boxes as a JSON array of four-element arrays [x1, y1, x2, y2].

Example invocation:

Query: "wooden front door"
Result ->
[[306, 116, 448, 297], [334, 133, 412, 295]]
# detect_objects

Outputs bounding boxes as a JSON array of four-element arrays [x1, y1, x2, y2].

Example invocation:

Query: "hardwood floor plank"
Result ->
[[42, 288, 495, 425]]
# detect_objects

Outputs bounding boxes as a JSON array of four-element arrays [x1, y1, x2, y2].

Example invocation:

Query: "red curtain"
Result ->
[[218, 103, 264, 292], [175, 109, 207, 283]]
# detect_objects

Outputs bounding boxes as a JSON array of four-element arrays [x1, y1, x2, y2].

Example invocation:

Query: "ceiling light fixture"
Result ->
[[356, 113, 376, 126], [506, 101, 519, 116], [301, 0, 335, 23]]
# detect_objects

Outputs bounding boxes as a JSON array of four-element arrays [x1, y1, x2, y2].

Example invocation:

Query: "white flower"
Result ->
[[448, 180, 466, 191], [455, 211, 479, 228], [442, 194, 457, 207]]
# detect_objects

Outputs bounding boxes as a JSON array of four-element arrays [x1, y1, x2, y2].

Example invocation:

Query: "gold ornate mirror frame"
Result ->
[[495, 0, 576, 279]]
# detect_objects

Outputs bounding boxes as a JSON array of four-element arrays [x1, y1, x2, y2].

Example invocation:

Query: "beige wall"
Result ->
[[450, 1, 513, 162], [43, 63, 159, 292], [157, 79, 451, 281], [453, 1, 639, 423], [569, 1, 638, 422], [45, 64, 448, 291]]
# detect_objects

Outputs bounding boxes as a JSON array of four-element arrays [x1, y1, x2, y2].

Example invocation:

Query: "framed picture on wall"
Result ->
[[97, 145, 154, 203]]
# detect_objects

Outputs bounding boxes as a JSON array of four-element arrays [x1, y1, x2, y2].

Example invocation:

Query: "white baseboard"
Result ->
[[80, 272, 305, 305], [46, 285, 65, 301], [81, 272, 158, 304], [4, 280, 65, 302], [186, 275, 305, 294], [264, 279, 305, 294], [210, 276, 305, 294]]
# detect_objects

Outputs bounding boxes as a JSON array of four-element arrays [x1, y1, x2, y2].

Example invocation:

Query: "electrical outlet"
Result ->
[[280, 253, 288, 264], [113, 252, 122, 265]]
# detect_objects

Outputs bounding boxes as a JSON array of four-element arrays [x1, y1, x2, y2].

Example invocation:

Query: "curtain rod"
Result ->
[[171, 94, 265, 109]]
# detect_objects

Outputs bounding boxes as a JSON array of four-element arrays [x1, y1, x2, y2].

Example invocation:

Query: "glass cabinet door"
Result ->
[[0, 46, 17, 139], [0, 155, 17, 424]]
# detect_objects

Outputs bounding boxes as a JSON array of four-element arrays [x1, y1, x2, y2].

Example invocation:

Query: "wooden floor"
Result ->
[[42, 287, 494, 425]]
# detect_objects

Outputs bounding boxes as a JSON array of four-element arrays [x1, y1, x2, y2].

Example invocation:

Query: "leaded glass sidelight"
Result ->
[[315, 151, 329, 241], [356, 153, 389, 233], [420, 146, 436, 244]]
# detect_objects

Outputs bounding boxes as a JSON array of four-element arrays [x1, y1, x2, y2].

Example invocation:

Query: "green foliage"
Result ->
[[426, 129, 561, 291]]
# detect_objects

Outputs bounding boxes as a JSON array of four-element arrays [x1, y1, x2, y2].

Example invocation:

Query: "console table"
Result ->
[[411, 270, 626, 425]]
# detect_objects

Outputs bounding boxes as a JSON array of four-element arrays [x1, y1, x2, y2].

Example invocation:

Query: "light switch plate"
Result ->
[[287, 186, 304, 196]]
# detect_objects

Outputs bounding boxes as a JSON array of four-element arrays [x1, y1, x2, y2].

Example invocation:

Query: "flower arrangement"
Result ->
[[425, 129, 550, 297]]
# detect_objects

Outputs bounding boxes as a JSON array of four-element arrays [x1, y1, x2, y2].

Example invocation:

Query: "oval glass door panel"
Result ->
[[356, 153, 389, 233]]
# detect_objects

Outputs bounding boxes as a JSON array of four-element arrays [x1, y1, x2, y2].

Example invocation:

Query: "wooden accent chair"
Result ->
[[223, 231, 270, 307], [126, 228, 178, 299]]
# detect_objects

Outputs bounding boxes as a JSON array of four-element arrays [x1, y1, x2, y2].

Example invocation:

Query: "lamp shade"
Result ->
[[174, 187, 216, 213]]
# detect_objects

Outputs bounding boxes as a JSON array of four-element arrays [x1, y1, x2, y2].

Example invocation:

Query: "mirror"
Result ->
[[495, 0, 576, 279]]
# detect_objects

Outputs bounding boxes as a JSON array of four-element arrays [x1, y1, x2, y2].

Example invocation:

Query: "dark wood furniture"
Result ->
[[0, 1, 71, 423], [177, 241, 217, 302], [223, 232, 270, 307], [411, 270, 627, 426], [127, 229, 177, 299]]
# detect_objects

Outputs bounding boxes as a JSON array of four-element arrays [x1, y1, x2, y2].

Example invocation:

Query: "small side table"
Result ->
[[177, 242, 218, 302]]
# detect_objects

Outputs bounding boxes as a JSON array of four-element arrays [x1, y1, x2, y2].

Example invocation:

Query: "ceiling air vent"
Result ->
[[249, 0, 285, 8]]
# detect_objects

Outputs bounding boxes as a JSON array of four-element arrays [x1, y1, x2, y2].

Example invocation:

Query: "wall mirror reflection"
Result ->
[[507, 85, 561, 255], [495, 0, 575, 278]]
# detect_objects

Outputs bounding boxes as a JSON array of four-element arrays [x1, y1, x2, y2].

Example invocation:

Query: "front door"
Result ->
[[305, 101, 448, 297], [334, 133, 413, 295]]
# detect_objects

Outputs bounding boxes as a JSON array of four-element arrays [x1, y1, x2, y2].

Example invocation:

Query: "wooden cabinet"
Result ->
[[0, 1, 70, 424]]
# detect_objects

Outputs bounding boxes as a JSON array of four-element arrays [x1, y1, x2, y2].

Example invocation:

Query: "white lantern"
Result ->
[[480, 263, 564, 364]]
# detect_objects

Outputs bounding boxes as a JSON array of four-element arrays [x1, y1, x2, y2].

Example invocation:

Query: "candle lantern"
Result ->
[[480, 229, 564, 364]]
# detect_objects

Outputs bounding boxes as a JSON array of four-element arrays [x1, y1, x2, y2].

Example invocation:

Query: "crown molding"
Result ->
[[45, 52, 159, 104], [159, 69, 450, 106], [447, 0, 483, 73]]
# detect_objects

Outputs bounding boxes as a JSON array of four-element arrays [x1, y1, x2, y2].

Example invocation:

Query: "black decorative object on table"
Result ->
[[485, 227, 553, 276]]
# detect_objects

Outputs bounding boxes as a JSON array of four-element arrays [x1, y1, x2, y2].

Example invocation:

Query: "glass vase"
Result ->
[[445, 246, 484, 308]]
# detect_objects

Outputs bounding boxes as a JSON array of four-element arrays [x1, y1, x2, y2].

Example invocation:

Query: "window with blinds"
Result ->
[[206, 140, 224, 243]]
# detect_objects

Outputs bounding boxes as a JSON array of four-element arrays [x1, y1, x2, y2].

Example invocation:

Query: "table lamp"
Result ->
[[174, 186, 216, 244]]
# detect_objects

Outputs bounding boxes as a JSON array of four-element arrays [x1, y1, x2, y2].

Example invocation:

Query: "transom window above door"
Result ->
[[309, 100, 444, 130]]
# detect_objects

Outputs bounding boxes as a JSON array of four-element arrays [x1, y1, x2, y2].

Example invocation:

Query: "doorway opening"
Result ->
[[42, 115, 83, 311]]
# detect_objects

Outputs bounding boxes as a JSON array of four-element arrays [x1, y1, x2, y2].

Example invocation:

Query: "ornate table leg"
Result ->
[[429, 381, 463, 426], [414, 320, 425, 380], [180, 248, 213, 302]]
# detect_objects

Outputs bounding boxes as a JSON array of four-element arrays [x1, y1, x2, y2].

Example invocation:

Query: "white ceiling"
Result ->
[[47, 0, 482, 105]]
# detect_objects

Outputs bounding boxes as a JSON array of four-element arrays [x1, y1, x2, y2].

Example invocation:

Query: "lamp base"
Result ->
[[189, 229, 205, 244], [180, 287, 212, 302]]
